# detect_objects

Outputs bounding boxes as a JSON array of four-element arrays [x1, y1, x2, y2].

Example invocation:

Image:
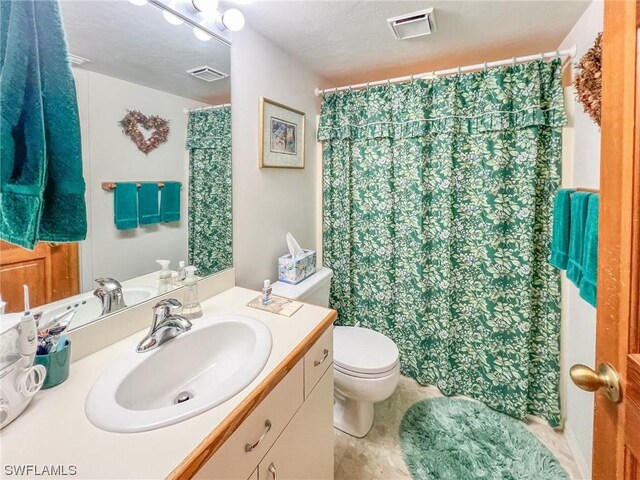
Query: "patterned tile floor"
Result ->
[[334, 376, 583, 480]]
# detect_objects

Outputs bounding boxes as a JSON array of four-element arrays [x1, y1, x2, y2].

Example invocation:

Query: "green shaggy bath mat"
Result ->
[[399, 398, 568, 480]]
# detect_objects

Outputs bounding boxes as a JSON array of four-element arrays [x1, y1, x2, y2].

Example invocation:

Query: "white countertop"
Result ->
[[0, 287, 333, 480]]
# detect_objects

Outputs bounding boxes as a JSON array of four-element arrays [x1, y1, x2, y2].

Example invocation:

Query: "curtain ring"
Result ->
[[366, 81, 370, 90], [410, 73, 415, 84], [348, 84, 353, 93], [539, 52, 544, 61], [387, 78, 391, 87], [483, 61, 488, 71], [512, 56, 516, 67], [457, 66, 461, 76]]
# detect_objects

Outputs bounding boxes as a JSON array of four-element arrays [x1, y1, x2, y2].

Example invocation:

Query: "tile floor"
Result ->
[[334, 376, 583, 480]]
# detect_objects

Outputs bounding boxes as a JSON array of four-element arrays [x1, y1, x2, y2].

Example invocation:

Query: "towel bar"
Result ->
[[101, 181, 181, 191]]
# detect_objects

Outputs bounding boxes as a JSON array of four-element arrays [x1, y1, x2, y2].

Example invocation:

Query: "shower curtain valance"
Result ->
[[317, 59, 566, 140], [186, 107, 232, 149]]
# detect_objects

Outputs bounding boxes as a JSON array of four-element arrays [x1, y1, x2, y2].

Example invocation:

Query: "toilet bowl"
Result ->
[[271, 268, 400, 437]]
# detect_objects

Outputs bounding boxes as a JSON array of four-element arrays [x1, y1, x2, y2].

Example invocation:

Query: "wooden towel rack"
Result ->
[[101, 181, 182, 191], [575, 187, 600, 193]]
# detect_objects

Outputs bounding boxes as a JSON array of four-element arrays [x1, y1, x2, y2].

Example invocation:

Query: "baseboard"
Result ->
[[564, 421, 591, 480]]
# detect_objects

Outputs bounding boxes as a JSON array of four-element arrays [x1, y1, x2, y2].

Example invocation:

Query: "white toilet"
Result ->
[[271, 267, 400, 438]]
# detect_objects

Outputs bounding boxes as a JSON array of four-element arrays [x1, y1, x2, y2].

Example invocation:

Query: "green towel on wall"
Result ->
[[579, 195, 599, 307], [138, 183, 159, 226], [549, 188, 575, 269], [566, 191, 591, 287], [114, 183, 138, 230], [0, 0, 86, 250], [160, 182, 180, 223]]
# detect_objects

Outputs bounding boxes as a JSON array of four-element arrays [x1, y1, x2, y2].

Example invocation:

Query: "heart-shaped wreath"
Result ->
[[119, 110, 170, 154], [574, 32, 602, 126]]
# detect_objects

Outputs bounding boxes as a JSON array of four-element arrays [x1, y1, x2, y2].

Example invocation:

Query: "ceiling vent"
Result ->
[[186, 66, 228, 82], [387, 8, 436, 40], [69, 53, 91, 67]]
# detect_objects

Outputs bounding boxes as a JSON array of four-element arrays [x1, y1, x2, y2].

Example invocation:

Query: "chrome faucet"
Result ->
[[136, 299, 192, 353], [93, 277, 127, 315]]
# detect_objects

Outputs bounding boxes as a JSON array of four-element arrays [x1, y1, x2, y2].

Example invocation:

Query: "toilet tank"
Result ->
[[271, 267, 333, 307]]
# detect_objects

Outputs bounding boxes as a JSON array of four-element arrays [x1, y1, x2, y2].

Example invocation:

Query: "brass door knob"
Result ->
[[570, 362, 621, 403]]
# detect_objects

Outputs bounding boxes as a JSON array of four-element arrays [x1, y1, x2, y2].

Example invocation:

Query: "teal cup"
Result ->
[[34, 340, 71, 389]]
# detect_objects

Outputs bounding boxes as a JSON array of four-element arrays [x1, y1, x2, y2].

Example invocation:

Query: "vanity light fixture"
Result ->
[[193, 26, 213, 41], [128, 0, 148, 6], [191, 0, 219, 15], [163, 3, 184, 25], [216, 8, 245, 32]]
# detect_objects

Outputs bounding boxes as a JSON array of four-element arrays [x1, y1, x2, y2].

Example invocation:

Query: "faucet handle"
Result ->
[[153, 298, 182, 311], [94, 277, 123, 292]]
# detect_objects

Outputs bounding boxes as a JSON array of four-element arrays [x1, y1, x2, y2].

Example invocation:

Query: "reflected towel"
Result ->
[[114, 183, 138, 230], [160, 182, 180, 223], [566, 191, 591, 287], [138, 183, 159, 226], [579, 195, 599, 307], [549, 189, 575, 269]]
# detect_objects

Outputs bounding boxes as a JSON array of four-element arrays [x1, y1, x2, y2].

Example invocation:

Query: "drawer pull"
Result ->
[[245, 419, 272, 452], [268, 463, 277, 480], [314, 349, 329, 367]]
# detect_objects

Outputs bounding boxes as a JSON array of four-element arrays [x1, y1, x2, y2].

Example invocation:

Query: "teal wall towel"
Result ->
[[0, 0, 87, 250], [138, 183, 159, 226], [160, 182, 181, 223], [550, 188, 575, 269], [566, 191, 591, 287], [579, 195, 599, 307], [114, 183, 138, 230]]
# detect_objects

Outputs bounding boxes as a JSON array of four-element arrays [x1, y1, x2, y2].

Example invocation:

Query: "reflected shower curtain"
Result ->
[[187, 107, 232, 276], [319, 60, 565, 426]]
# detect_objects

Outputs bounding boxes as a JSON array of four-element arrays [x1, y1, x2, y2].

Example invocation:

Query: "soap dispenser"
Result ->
[[182, 266, 202, 320], [156, 259, 173, 294]]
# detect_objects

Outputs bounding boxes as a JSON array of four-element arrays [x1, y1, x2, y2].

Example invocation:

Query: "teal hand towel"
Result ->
[[160, 182, 181, 223], [549, 188, 575, 269], [0, 0, 86, 250], [566, 191, 591, 287], [579, 195, 599, 307], [114, 183, 138, 230], [138, 183, 159, 226]]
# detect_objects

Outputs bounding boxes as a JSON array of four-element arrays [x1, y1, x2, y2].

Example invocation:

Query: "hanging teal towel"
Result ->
[[160, 182, 181, 223], [549, 188, 575, 269], [114, 183, 138, 230], [579, 195, 599, 307], [0, 0, 87, 250], [566, 191, 591, 287], [138, 183, 159, 225]]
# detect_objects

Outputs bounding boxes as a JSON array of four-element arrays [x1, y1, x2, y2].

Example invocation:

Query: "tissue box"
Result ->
[[278, 250, 316, 284]]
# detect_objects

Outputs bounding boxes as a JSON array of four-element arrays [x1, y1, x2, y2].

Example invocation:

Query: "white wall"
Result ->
[[231, 27, 331, 289], [558, 2, 603, 478], [73, 69, 208, 292]]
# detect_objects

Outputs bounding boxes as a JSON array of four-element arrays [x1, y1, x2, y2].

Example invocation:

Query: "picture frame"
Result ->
[[259, 97, 305, 169]]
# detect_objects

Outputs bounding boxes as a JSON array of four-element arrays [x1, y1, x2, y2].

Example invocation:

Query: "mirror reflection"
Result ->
[[0, 0, 232, 331]]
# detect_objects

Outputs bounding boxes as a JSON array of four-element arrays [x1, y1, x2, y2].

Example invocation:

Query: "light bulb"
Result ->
[[221, 8, 244, 31], [163, 9, 183, 25], [193, 27, 212, 41], [128, 0, 147, 5], [192, 0, 218, 14]]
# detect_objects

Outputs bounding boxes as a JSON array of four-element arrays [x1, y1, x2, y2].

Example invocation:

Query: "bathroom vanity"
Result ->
[[0, 284, 336, 479]]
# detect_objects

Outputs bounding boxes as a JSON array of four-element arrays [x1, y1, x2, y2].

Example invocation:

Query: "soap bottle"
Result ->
[[157, 259, 173, 294], [182, 266, 202, 319], [174, 261, 186, 286], [262, 279, 273, 305]]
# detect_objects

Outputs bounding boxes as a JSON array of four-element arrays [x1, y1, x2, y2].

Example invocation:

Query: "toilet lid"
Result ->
[[333, 326, 399, 375]]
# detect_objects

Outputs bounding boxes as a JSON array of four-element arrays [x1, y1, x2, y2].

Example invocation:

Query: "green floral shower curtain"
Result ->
[[187, 107, 232, 276], [318, 60, 565, 426]]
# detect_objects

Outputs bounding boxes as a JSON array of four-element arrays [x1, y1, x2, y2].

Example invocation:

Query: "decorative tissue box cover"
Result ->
[[278, 250, 316, 284]]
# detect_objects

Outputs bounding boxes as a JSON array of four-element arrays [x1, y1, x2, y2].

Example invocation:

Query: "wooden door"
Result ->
[[0, 241, 80, 313], [588, 0, 640, 478]]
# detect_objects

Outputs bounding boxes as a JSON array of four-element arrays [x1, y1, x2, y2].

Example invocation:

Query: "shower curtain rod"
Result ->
[[315, 44, 578, 97], [183, 103, 231, 114]]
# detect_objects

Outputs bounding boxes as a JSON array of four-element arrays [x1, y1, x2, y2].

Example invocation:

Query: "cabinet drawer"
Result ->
[[304, 326, 333, 398], [194, 361, 304, 480]]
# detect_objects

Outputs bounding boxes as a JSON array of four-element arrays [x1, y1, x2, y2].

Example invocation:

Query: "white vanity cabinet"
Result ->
[[194, 327, 334, 480]]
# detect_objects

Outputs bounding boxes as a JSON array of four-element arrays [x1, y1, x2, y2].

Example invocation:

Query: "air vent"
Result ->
[[69, 53, 91, 66], [387, 8, 436, 40], [186, 66, 228, 82]]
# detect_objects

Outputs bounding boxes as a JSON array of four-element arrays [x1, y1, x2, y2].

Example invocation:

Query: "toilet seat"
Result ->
[[333, 326, 399, 376]]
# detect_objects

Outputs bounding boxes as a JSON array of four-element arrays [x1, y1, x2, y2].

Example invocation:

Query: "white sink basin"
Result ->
[[39, 286, 157, 329], [85, 314, 272, 433]]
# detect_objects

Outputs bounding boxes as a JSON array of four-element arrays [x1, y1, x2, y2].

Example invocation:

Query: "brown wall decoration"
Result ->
[[573, 32, 603, 126]]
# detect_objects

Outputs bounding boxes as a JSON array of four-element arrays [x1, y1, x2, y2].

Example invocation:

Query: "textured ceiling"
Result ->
[[59, 0, 231, 104], [242, 0, 591, 86]]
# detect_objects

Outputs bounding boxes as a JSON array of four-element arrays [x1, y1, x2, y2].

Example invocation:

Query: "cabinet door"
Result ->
[[259, 366, 334, 480]]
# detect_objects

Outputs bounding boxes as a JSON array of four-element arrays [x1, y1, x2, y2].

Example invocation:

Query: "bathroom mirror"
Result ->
[[0, 0, 232, 329]]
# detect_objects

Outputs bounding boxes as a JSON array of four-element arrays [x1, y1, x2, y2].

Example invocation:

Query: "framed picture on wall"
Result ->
[[259, 97, 305, 169]]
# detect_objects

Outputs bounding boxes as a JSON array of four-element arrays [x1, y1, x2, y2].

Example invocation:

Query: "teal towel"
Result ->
[[549, 188, 575, 269], [579, 195, 599, 307], [0, 0, 86, 250], [566, 192, 591, 287], [114, 183, 138, 230], [138, 183, 159, 226], [160, 182, 180, 223]]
